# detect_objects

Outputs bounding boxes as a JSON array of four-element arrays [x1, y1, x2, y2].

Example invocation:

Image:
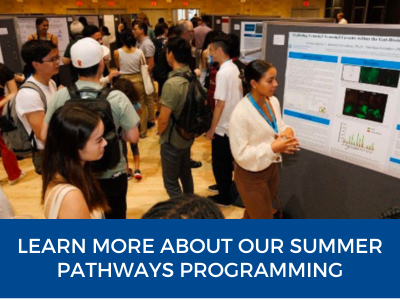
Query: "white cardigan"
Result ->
[[229, 95, 291, 172]]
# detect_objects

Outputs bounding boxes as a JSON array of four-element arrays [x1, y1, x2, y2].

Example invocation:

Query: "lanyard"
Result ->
[[248, 94, 278, 134]]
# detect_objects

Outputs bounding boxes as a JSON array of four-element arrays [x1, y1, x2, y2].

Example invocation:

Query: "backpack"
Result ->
[[169, 72, 212, 141], [0, 81, 47, 157], [65, 84, 120, 172]]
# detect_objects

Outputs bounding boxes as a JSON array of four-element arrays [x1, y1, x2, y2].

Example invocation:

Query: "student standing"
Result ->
[[42, 38, 140, 219], [229, 60, 299, 219], [157, 37, 194, 198], [17, 40, 59, 174], [206, 33, 243, 207]]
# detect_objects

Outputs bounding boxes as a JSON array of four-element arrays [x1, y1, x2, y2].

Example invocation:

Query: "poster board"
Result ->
[[17, 17, 70, 65], [263, 22, 400, 218], [0, 17, 24, 72], [104, 15, 116, 44], [240, 22, 263, 63]]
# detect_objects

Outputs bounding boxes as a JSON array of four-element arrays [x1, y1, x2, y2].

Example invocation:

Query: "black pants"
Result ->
[[160, 143, 194, 198], [212, 134, 234, 204], [98, 173, 128, 219]]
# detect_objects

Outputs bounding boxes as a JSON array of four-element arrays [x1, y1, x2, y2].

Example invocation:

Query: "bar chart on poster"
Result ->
[[283, 32, 400, 178]]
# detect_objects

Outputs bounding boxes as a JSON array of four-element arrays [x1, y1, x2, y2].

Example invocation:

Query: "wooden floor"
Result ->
[[0, 127, 245, 219]]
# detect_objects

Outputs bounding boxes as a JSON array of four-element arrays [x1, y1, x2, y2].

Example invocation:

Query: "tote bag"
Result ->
[[140, 52, 155, 95]]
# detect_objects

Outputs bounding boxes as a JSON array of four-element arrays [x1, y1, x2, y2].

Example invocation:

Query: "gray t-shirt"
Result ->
[[44, 80, 140, 179], [136, 36, 155, 58], [159, 66, 193, 149]]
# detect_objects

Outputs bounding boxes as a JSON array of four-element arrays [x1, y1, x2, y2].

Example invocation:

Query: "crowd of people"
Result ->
[[0, 14, 302, 220]]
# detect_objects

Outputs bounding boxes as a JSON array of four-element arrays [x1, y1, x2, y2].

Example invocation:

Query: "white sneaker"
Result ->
[[9, 171, 26, 185]]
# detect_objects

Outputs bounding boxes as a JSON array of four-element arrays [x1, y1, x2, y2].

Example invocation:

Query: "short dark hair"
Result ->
[[167, 25, 178, 38], [78, 16, 88, 27], [113, 78, 140, 104], [212, 33, 232, 55], [155, 22, 168, 37], [142, 194, 225, 219], [83, 24, 100, 38], [133, 21, 148, 36], [21, 40, 57, 74], [35, 17, 48, 27], [101, 26, 110, 36], [228, 33, 240, 58], [202, 15, 211, 24], [166, 36, 191, 64], [76, 63, 100, 78], [158, 17, 165, 23]]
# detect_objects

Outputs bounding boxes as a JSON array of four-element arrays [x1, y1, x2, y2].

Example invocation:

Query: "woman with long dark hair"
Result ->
[[229, 60, 300, 219], [42, 105, 108, 219], [28, 17, 58, 46]]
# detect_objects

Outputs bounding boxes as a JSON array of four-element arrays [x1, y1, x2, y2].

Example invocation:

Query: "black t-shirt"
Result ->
[[0, 63, 14, 97]]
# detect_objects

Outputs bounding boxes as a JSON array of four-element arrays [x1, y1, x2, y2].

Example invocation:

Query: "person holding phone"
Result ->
[[229, 60, 300, 219]]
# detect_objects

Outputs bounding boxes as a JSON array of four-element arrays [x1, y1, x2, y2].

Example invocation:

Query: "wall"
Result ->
[[0, 0, 326, 19]]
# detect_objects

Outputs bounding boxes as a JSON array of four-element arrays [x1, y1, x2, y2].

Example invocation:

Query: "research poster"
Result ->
[[283, 32, 400, 179], [17, 17, 70, 65], [240, 22, 263, 63], [104, 15, 116, 43]]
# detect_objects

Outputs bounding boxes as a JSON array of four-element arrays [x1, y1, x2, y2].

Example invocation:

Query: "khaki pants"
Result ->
[[234, 163, 279, 219], [121, 73, 154, 135]]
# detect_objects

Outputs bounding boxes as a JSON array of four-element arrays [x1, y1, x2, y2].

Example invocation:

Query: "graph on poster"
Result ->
[[283, 32, 400, 179], [338, 123, 375, 154]]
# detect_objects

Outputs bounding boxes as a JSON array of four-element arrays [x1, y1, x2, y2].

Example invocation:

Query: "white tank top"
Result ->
[[44, 184, 103, 219], [118, 48, 142, 74]]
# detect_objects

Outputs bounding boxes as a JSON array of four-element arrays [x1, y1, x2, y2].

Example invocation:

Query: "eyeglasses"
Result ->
[[41, 55, 60, 63]]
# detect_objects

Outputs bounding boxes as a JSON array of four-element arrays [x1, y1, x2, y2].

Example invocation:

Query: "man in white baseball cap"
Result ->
[[42, 37, 140, 219], [70, 37, 110, 69]]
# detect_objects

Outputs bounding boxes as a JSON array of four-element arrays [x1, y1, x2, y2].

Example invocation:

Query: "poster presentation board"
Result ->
[[17, 17, 70, 65], [240, 22, 263, 63], [104, 15, 116, 44], [283, 32, 400, 179]]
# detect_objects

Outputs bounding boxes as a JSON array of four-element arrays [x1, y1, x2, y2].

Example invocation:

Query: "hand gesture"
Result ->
[[271, 135, 300, 154]]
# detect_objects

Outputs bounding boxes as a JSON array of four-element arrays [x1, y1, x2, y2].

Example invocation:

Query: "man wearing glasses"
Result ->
[[16, 40, 59, 174]]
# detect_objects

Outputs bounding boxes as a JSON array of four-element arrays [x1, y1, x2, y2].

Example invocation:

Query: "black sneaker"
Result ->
[[190, 159, 202, 168], [208, 194, 231, 208], [147, 122, 156, 129], [208, 184, 218, 193]]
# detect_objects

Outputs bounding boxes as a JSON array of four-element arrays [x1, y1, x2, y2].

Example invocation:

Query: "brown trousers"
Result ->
[[121, 73, 154, 135], [234, 163, 279, 219]]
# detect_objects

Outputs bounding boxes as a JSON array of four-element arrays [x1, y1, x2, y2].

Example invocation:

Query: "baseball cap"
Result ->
[[71, 37, 110, 68]]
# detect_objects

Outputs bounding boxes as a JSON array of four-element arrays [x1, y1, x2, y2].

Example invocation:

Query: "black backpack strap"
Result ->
[[171, 72, 192, 82], [67, 83, 82, 100], [167, 72, 193, 143], [168, 113, 177, 144]]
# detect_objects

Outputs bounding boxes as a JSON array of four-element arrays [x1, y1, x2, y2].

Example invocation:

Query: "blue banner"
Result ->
[[284, 109, 330, 125], [1, 220, 399, 298], [288, 52, 338, 63], [341, 57, 400, 70]]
